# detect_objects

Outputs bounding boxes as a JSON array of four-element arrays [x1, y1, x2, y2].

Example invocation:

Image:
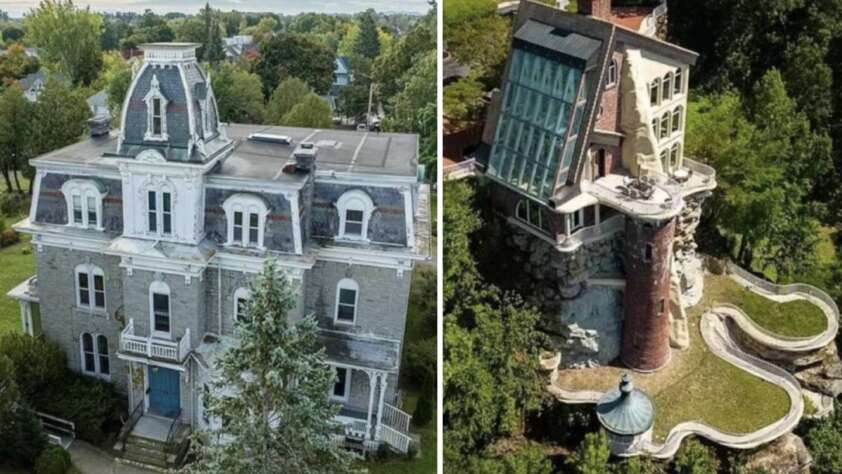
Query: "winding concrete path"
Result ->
[[547, 310, 804, 458]]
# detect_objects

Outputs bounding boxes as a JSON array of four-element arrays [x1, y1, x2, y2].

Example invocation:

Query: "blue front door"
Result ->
[[148, 366, 180, 418]]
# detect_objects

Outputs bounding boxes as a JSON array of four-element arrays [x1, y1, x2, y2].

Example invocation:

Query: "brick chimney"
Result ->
[[578, 0, 612, 20]]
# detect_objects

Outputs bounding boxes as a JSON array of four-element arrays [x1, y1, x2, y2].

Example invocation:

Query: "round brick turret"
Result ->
[[621, 216, 675, 372]]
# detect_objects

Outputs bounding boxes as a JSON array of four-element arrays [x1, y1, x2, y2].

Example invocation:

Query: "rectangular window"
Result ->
[[236, 297, 248, 321], [72, 195, 83, 223], [78, 272, 89, 306], [162, 192, 172, 235], [233, 211, 243, 242], [153, 293, 170, 334], [662, 77, 672, 102], [86, 195, 97, 227], [344, 210, 364, 236], [650, 82, 659, 106], [248, 213, 259, 245], [672, 110, 681, 133], [571, 209, 584, 231], [674, 69, 683, 95], [93, 274, 105, 309], [147, 191, 157, 233], [152, 98, 162, 135], [336, 288, 357, 322], [97, 336, 109, 375], [333, 367, 348, 398]]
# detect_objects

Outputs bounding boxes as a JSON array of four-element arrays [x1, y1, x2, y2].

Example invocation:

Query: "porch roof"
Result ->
[[319, 330, 401, 373]]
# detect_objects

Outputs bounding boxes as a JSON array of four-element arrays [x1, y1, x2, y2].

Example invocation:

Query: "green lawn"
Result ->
[[705, 274, 828, 338], [0, 213, 33, 335]]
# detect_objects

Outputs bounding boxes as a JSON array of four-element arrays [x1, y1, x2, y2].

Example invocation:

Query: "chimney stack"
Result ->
[[293, 142, 317, 172], [88, 114, 111, 138], [578, 0, 612, 20]]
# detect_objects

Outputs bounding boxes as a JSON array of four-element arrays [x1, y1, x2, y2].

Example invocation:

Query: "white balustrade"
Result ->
[[119, 318, 191, 362]]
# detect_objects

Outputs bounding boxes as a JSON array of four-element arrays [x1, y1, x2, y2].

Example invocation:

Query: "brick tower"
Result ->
[[621, 217, 676, 371]]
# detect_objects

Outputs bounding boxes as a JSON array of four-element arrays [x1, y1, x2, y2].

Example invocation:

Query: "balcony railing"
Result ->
[[119, 318, 191, 362], [376, 403, 413, 454]]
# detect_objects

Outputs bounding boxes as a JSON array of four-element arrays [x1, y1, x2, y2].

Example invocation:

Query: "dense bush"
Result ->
[[1, 228, 20, 247], [465, 442, 553, 474], [34, 446, 71, 474], [804, 402, 842, 474], [413, 392, 433, 427], [673, 439, 720, 474], [0, 408, 48, 467], [0, 192, 21, 216], [0, 334, 67, 399], [35, 375, 123, 444], [402, 339, 435, 389]]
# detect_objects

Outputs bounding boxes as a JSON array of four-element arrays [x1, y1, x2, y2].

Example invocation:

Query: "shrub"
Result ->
[[413, 391, 433, 427], [402, 338, 435, 390], [0, 192, 21, 216], [0, 408, 48, 467], [34, 446, 71, 474], [673, 439, 720, 474], [0, 334, 68, 400], [805, 402, 842, 474], [1, 228, 20, 247], [35, 375, 123, 444]]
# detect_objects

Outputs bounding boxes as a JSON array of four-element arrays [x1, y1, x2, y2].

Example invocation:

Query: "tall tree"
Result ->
[[211, 62, 265, 124], [202, 3, 225, 64], [0, 43, 40, 82], [281, 93, 332, 129], [186, 259, 357, 474], [672, 439, 720, 474], [353, 9, 381, 59], [372, 10, 434, 105], [568, 431, 611, 474], [254, 32, 335, 97], [265, 77, 312, 125], [24, 0, 103, 86], [0, 85, 33, 193]]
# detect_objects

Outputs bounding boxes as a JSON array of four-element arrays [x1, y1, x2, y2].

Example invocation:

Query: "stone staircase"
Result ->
[[116, 425, 190, 471]]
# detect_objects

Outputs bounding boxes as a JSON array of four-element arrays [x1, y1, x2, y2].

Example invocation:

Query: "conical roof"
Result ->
[[596, 374, 655, 436]]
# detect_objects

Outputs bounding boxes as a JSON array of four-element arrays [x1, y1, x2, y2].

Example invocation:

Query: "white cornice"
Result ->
[[205, 176, 304, 194], [315, 170, 417, 188]]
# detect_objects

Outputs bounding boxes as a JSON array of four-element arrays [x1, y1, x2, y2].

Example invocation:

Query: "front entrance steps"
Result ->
[[114, 415, 190, 471]]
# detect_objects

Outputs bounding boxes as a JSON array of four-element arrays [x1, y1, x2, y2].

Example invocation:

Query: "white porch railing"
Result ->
[[376, 403, 413, 453], [120, 318, 191, 362]]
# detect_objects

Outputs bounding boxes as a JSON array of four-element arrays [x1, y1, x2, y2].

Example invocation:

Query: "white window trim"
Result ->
[[334, 278, 359, 325], [515, 199, 549, 233], [606, 59, 617, 88], [569, 208, 585, 234], [233, 287, 250, 322], [61, 179, 106, 231], [330, 366, 351, 402], [335, 190, 375, 242], [222, 193, 270, 250], [146, 187, 175, 238], [149, 280, 172, 340], [80, 332, 110, 380], [75, 263, 106, 312], [143, 74, 169, 141]]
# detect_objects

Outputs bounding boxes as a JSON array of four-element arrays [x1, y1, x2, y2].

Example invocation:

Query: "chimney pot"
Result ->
[[293, 142, 317, 172]]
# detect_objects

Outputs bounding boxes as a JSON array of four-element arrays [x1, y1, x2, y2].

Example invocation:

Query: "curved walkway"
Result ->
[[547, 310, 804, 458], [723, 263, 839, 351]]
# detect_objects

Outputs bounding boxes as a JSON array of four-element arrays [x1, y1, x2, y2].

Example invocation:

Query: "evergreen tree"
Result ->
[[0, 356, 18, 418], [673, 439, 719, 474], [202, 3, 225, 64], [804, 401, 842, 474], [353, 9, 381, 59], [569, 431, 611, 474], [186, 259, 357, 474]]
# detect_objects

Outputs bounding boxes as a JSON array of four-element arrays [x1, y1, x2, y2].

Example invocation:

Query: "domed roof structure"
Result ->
[[596, 373, 655, 436]]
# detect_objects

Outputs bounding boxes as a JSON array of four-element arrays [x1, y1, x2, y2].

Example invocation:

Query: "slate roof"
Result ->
[[514, 20, 603, 65], [596, 374, 655, 436]]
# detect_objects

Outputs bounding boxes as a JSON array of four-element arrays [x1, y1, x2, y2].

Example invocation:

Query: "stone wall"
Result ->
[[673, 192, 708, 306]]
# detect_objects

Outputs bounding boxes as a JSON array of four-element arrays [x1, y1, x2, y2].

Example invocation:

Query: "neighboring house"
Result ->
[[223, 35, 258, 60], [330, 56, 353, 109], [8, 42, 428, 468], [478, 0, 713, 375], [87, 89, 111, 118], [18, 70, 64, 102]]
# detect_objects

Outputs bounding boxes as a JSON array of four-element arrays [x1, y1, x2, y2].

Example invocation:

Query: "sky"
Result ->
[[0, 0, 432, 17]]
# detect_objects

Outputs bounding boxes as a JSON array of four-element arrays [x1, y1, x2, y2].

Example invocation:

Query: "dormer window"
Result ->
[[61, 179, 106, 230], [336, 190, 375, 241], [144, 75, 169, 141], [222, 194, 269, 249]]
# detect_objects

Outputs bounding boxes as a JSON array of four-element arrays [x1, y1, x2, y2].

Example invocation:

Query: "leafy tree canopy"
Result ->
[[254, 32, 335, 97], [265, 77, 312, 125], [211, 62, 265, 124], [280, 93, 332, 129]]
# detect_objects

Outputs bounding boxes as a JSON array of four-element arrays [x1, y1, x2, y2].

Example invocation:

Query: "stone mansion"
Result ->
[[479, 0, 715, 371], [8, 43, 427, 465]]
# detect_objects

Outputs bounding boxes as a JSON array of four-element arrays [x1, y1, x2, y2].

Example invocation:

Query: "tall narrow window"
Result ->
[[606, 59, 617, 87], [571, 208, 584, 232], [147, 191, 157, 233], [332, 367, 350, 400], [93, 274, 105, 308], [73, 195, 83, 223], [233, 211, 243, 242], [162, 192, 172, 235], [76, 264, 105, 311], [650, 80, 660, 106], [651, 118, 659, 139], [96, 335, 110, 375], [335, 279, 359, 324], [672, 107, 682, 133], [150, 282, 171, 338], [660, 150, 669, 171], [248, 213, 259, 245], [78, 272, 90, 307], [662, 73, 672, 102], [82, 333, 95, 373], [344, 210, 364, 236], [671, 143, 681, 169], [234, 288, 250, 322], [86, 195, 97, 226], [674, 68, 683, 95], [660, 113, 670, 139], [152, 98, 162, 135]]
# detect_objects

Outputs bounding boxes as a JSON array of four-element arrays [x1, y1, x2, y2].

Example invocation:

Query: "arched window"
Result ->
[[674, 68, 683, 95], [336, 190, 375, 241], [672, 107, 683, 133], [662, 72, 673, 102], [75, 264, 105, 311], [334, 278, 359, 324], [222, 194, 269, 249], [649, 79, 660, 106], [606, 59, 617, 88], [61, 179, 106, 230], [80, 333, 109, 378], [671, 143, 681, 169], [660, 113, 670, 139], [144, 74, 169, 141], [651, 118, 659, 139], [149, 281, 171, 339], [234, 287, 250, 322]]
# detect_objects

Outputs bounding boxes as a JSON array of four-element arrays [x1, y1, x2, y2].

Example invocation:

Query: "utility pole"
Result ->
[[366, 82, 375, 129]]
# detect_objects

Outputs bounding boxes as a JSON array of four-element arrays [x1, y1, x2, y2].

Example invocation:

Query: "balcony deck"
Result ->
[[118, 318, 191, 363]]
